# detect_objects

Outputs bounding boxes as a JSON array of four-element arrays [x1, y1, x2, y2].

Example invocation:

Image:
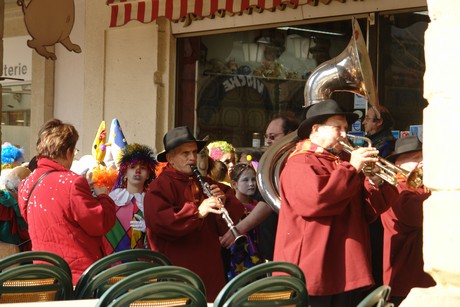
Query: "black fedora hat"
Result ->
[[156, 126, 207, 162], [297, 99, 359, 139], [386, 136, 422, 163]]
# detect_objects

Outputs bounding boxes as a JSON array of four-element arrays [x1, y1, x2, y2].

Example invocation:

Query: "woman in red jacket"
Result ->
[[18, 118, 116, 285]]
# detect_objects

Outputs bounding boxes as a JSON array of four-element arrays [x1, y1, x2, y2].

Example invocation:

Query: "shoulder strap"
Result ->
[[25, 170, 58, 207]]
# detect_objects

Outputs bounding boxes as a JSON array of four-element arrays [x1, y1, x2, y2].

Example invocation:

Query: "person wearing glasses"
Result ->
[[18, 119, 116, 285], [362, 105, 396, 158], [362, 104, 396, 290], [273, 100, 397, 307], [264, 112, 299, 146]]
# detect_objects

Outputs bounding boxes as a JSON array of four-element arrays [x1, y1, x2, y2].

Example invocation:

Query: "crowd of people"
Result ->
[[0, 104, 433, 305]]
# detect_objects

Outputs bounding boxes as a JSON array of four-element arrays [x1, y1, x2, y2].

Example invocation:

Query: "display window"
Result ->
[[176, 10, 429, 149]]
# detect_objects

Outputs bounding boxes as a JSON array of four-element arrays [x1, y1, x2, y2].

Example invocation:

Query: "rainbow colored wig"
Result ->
[[114, 143, 157, 189]]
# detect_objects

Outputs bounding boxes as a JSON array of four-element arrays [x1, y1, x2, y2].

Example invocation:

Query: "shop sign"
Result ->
[[1, 36, 32, 85]]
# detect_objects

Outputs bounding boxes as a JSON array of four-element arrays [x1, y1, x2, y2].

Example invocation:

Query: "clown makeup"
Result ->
[[126, 162, 150, 191], [231, 166, 257, 198]]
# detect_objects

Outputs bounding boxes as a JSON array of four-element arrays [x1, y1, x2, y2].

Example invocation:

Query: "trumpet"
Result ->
[[339, 134, 423, 189], [190, 165, 247, 246]]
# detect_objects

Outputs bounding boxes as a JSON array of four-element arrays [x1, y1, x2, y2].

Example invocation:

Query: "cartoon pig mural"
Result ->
[[17, 0, 81, 60]]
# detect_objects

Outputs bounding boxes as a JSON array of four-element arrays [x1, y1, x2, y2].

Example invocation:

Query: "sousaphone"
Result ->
[[256, 18, 380, 213]]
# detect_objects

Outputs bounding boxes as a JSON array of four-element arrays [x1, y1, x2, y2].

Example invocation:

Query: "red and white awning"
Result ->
[[106, 0, 313, 28]]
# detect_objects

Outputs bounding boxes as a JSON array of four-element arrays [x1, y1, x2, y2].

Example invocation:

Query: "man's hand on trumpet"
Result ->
[[349, 146, 379, 173]]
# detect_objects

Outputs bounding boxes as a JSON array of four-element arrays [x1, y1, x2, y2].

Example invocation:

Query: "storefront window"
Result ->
[[1, 83, 32, 159], [378, 11, 429, 138], [177, 19, 356, 148], [176, 10, 428, 148]]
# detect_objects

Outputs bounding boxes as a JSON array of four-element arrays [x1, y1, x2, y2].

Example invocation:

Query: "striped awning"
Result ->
[[106, 0, 316, 28]]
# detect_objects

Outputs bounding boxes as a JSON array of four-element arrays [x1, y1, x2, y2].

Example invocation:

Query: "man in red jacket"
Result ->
[[273, 100, 397, 307], [382, 136, 435, 306], [144, 126, 244, 302]]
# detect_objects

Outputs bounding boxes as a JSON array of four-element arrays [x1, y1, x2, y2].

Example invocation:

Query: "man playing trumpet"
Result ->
[[273, 99, 398, 307], [144, 126, 244, 302], [381, 136, 435, 306]]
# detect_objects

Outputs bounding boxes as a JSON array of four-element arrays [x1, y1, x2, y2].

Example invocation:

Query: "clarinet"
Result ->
[[190, 165, 247, 246]]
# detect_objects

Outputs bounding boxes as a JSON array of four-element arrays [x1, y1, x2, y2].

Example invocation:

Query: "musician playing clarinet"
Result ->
[[273, 100, 398, 307], [144, 126, 244, 302]]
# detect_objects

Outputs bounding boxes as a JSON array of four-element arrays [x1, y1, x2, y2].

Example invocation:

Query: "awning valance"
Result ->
[[106, 0, 315, 28]]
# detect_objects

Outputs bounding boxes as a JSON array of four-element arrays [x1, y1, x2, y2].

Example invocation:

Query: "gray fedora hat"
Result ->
[[297, 99, 359, 139], [386, 136, 422, 163], [156, 126, 207, 162]]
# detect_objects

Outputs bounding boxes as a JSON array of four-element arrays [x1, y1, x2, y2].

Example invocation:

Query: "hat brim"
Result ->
[[297, 112, 359, 139], [386, 148, 421, 163], [156, 140, 207, 163]]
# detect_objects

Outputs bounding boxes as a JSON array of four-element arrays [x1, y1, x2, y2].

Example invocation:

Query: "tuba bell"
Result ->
[[256, 18, 380, 213]]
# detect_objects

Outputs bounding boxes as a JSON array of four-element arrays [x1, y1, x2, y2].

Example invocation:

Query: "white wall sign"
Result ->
[[2, 36, 32, 85]]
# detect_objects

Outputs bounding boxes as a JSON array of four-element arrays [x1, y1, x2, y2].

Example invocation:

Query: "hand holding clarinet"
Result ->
[[190, 165, 247, 245]]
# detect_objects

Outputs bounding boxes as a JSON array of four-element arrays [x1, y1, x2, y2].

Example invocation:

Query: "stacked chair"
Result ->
[[357, 285, 394, 307], [74, 249, 172, 299], [0, 251, 73, 303], [96, 265, 207, 307], [213, 261, 309, 307]]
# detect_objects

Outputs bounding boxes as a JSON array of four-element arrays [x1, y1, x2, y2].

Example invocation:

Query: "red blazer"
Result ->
[[144, 165, 244, 301], [18, 158, 116, 284], [274, 142, 397, 296], [381, 181, 436, 296]]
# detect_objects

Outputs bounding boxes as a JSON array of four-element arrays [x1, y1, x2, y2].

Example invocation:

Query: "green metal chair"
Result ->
[[357, 285, 394, 307], [0, 263, 73, 303], [222, 276, 309, 307], [0, 250, 72, 278], [75, 261, 161, 299], [97, 265, 206, 307], [213, 261, 306, 307], [107, 281, 207, 307], [74, 249, 172, 298]]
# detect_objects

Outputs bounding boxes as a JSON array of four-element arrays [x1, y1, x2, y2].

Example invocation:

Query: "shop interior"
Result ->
[[176, 10, 429, 151]]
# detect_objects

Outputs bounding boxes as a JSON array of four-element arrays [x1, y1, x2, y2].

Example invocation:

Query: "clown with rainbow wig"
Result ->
[[103, 143, 157, 254]]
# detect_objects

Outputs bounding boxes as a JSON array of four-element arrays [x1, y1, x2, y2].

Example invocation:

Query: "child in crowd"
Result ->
[[104, 143, 157, 254], [226, 162, 263, 280]]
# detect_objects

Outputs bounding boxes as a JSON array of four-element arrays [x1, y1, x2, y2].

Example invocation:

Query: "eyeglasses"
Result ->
[[364, 116, 380, 122], [264, 132, 284, 140]]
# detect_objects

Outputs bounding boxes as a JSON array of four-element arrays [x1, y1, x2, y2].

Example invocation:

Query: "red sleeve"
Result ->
[[391, 183, 430, 228], [69, 175, 116, 236], [280, 154, 362, 218], [144, 177, 204, 240], [363, 180, 399, 222]]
